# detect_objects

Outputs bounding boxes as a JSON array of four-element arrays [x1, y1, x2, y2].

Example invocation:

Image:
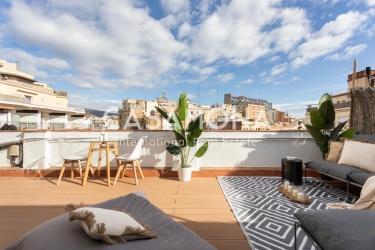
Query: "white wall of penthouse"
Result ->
[[0, 130, 321, 170]]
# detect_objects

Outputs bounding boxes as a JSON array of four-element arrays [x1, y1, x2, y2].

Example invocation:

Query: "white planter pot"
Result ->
[[178, 167, 192, 182]]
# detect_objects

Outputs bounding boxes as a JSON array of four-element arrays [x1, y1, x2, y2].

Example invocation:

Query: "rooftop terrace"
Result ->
[[0, 130, 328, 249]]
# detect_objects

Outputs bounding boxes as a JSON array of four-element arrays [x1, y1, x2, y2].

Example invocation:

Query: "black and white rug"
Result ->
[[217, 177, 351, 250]]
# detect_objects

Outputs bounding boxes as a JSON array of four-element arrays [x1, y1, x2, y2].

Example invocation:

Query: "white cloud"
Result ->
[[290, 11, 368, 68], [192, 0, 217, 21], [199, 66, 217, 76], [4, 0, 185, 90], [217, 73, 234, 82], [1, 0, 373, 104], [178, 61, 191, 71], [366, 0, 375, 6], [261, 75, 275, 84], [178, 22, 192, 39], [326, 44, 367, 60], [271, 63, 288, 75], [159, 0, 190, 29], [267, 8, 310, 53], [68, 94, 122, 110], [0, 46, 69, 79], [159, 0, 190, 15], [308, 0, 342, 6], [273, 100, 316, 118], [270, 56, 281, 62], [259, 71, 267, 78], [291, 76, 300, 81], [190, 0, 310, 65], [239, 79, 254, 84]]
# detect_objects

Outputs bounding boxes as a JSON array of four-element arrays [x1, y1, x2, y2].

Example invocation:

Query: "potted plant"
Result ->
[[156, 93, 208, 181], [306, 93, 355, 159]]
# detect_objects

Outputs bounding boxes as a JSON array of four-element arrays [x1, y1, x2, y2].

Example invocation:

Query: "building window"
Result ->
[[25, 95, 32, 104]]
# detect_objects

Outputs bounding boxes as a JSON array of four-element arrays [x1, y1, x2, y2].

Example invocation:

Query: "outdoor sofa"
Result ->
[[294, 209, 375, 250], [305, 134, 375, 200], [6, 191, 216, 250]]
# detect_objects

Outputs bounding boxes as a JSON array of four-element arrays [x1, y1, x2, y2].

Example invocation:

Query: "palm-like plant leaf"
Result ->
[[155, 106, 186, 146], [155, 107, 177, 124], [306, 124, 325, 158], [156, 93, 208, 171], [166, 144, 181, 155], [337, 127, 356, 140], [173, 130, 187, 147], [310, 110, 325, 130], [307, 93, 356, 159], [195, 142, 208, 158], [306, 124, 324, 143], [187, 114, 203, 147], [329, 121, 347, 140], [317, 93, 332, 108], [322, 134, 330, 158], [318, 100, 335, 124], [178, 93, 187, 121]]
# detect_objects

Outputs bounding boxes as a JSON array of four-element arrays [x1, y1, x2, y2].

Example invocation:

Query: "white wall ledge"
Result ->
[[0, 130, 321, 169]]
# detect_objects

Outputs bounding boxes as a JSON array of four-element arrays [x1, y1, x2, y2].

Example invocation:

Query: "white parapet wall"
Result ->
[[0, 130, 321, 169]]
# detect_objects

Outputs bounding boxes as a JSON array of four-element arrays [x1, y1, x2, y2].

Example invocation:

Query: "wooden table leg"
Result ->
[[82, 145, 94, 186], [106, 143, 110, 186], [97, 145, 103, 177]]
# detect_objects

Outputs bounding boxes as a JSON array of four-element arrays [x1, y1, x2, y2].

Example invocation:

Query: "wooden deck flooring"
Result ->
[[0, 176, 251, 250]]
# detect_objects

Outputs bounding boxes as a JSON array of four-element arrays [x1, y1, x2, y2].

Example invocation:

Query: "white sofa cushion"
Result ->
[[338, 140, 375, 173]]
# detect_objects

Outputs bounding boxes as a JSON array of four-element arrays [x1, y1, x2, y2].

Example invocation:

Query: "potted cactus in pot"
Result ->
[[156, 93, 208, 181]]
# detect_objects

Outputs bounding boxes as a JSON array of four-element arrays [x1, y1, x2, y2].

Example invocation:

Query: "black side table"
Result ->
[[281, 158, 303, 185]]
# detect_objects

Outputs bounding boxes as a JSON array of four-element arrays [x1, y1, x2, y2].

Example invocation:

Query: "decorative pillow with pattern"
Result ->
[[326, 141, 344, 163], [67, 204, 157, 244]]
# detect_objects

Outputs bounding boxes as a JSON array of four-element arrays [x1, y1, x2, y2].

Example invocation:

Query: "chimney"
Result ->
[[16, 61, 20, 70], [366, 67, 371, 78]]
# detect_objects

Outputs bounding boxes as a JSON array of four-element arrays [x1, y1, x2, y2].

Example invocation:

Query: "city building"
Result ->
[[266, 108, 293, 124], [347, 67, 375, 89], [224, 93, 272, 112], [118, 99, 148, 130], [118, 92, 177, 130], [236, 103, 266, 122], [331, 92, 351, 129], [305, 66, 373, 128], [118, 92, 217, 130], [0, 59, 90, 130]]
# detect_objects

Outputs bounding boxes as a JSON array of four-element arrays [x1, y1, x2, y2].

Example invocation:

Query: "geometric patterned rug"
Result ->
[[217, 177, 352, 250]]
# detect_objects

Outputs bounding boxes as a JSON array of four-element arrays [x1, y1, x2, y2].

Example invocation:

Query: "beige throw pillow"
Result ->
[[338, 140, 375, 173], [68, 206, 157, 244], [326, 141, 344, 163]]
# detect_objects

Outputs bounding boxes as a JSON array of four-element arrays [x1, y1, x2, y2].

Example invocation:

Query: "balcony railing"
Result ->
[[19, 122, 38, 130], [333, 102, 351, 109], [0, 122, 92, 130], [0, 130, 322, 170]]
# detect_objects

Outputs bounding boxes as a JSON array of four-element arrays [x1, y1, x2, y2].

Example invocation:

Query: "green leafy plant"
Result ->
[[306, 93, 355, 159], [156, 93, 209, 168]]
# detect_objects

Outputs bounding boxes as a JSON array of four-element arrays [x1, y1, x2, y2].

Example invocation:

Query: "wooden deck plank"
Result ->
[[0, 176, 252, 250]]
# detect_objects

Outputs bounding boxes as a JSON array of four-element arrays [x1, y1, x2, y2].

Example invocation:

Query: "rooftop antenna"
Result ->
[[216, 87, 218, 107], [352, 59, 356, 89]]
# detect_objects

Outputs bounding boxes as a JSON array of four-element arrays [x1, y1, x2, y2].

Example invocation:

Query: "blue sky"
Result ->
[[0, 0, 374, 118]]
